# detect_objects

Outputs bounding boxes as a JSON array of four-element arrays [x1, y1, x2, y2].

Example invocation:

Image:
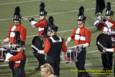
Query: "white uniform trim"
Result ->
[[38, 27, 44, 31], [75, 28, 86, 41], [50, 36, 62, 43], [75, 35, 86, 41], [11, 26, 16, 31], [31, 45, 44, 54], [75, 28, 80, 34], [15, 61, 21, 63], [103, 27, 108, 32], [105, 21, 113, 28], [10, 32, 15, 37], [103, 27, 112, 35], [10, 26, 16, 37]]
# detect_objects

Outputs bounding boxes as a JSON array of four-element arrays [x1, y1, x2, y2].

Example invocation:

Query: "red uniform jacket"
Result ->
[[9, 49, 25, 69], [8, 23, 26, 44], [43, 36, 67, 54], [70, 26, 91, 46], [34, 19, 48, 35], [97, 19, 115, 32], [7, 23, 26, 69]]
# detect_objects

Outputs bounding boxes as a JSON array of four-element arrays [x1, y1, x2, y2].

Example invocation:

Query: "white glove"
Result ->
[[38, 50, 44, 54], [30, 21, 37, 28], [5, 53, 13, 62], [82, 43, 89, 48], [94, 20, 100, 26]]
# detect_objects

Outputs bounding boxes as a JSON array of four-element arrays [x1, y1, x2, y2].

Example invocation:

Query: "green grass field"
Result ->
[[0, 0, 115, 77]]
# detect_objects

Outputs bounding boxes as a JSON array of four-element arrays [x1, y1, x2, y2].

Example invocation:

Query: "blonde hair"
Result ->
[[40, 63, 54, 75]]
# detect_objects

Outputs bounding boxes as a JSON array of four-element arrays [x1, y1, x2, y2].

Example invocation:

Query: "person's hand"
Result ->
[[4, 53, 13, 62], [37, 50, 45, 54]]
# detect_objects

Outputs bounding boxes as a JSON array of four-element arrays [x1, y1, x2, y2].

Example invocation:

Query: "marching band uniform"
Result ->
[[8, 23, 26, 45], [44, 34, 67, 77], [39, 16, 67, 77], [94, 2, 115, 71], [29, 2, 48, 71], [29, 2, 48, 37], [66, 6, 91, 77], [69, 24, 91, 77], [3, 6, 26, 77]]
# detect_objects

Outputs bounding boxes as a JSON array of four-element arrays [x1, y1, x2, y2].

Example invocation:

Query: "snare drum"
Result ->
[[0, 50, 5, 62], [65, 47, 78, 62]]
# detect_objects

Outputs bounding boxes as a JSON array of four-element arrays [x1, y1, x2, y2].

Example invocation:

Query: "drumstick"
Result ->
[[97, 42, 106, 52], [97, 42, 105, 49]]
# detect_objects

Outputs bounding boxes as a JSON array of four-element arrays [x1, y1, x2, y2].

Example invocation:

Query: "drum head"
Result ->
[[96, 33, 112, 52]]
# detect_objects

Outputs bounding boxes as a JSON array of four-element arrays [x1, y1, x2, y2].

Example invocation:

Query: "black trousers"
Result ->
[[75, 48, 91, 77], [9, 59, 26, 77], [46, 56, 60, 77], [101, 52, 113, 70], [33, 52, 45, 69]]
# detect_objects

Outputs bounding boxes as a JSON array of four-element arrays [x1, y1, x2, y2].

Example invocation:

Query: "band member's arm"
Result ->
[[5, 50, 24, 62], [62, 39, 67, 52], [2, 38, 9, 43], [36, 38, 51, 54], [66, 29, 76, 45], [43, 38, 51, 54], [20, 26, 26, 44], [34, 20, 47, 28], [66, 37, 71, 46], [29, 19, 47, 28], [9, 53, 24, 62]]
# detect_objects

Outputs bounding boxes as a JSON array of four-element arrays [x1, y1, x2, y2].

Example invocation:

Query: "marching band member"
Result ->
[[94, 2, 115, 72], [37, 16, 67, 77], [29, 2, 48, 71], [2, 6, 26, 77], [29, 2, 48, 37], [66, 6, 91, 77]]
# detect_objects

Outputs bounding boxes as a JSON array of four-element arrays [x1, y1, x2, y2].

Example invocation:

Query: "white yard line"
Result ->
[[0, 0, 40, 6], [27, 26, 95, 38], [1, 4, 115, 22], [0, 10, 75, 21], [0, 0, 115, 21], [0, 0, 87, 6], [0, 8, 93, 22], [0, 26, 95, 41]]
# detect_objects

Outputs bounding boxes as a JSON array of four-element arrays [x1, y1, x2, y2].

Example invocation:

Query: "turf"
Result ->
[[0, 0, 115, 77]]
